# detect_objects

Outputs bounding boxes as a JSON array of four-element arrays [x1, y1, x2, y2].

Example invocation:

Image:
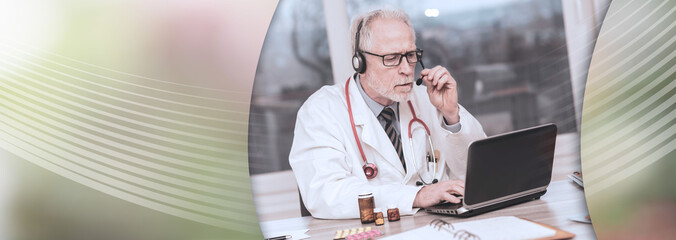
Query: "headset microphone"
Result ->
[[415, 56, 426, 86]]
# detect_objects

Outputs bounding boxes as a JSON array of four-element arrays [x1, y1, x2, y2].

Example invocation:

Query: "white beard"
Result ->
[[363, 71, 413, 103]]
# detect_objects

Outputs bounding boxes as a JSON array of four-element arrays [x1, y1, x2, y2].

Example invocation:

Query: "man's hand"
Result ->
[[412, 180, 465, 208], [420, 66, 459, 124]]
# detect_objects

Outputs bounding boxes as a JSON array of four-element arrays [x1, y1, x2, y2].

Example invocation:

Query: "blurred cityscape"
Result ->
[[249, 0, 576, 174]]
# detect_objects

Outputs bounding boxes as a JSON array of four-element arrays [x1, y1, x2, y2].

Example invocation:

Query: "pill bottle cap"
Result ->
[[387, 204, 397, 209], [373, 208, 382, 213], [358, 192, 373, 198]]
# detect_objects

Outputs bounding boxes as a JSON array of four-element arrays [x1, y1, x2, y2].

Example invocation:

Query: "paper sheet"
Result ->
[[262, 229, 309, 240], [381, 216, 556, 240]]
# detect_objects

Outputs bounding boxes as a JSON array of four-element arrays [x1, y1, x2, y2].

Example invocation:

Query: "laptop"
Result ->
[[425, 123, 557, 217]]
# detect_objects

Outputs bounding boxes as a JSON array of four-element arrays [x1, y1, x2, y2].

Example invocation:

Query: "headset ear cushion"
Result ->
[[352, 54, 361, 72], [353, 52, 366, 74]]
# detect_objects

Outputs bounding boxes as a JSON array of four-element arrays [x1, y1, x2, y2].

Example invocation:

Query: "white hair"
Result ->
[[350, 8, 416, 53]]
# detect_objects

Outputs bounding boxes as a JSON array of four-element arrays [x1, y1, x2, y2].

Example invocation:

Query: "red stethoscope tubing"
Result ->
[[346, 77, 434, 179], [407, 101, 432, 138], [345, 77, 369, 166]]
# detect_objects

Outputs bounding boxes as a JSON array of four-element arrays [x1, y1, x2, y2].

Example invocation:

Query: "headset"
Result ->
[[352, 17, 426, 84], [352, 18, 367, 74]]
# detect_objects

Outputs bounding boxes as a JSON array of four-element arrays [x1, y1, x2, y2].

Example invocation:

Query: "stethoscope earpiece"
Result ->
[[416, 179, 438, 187]]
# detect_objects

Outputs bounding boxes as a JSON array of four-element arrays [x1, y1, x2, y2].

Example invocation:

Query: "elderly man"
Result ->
[[289, 8, 486, 219]]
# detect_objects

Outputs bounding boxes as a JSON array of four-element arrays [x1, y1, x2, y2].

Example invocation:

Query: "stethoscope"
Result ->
[[345, 76, 439, 186]]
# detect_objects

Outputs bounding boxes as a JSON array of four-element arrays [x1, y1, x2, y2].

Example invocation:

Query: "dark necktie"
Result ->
[[378, 107, 406, 172]]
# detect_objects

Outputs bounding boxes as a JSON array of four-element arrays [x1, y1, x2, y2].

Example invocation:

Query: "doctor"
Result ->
[[289, 8, 486, 219]]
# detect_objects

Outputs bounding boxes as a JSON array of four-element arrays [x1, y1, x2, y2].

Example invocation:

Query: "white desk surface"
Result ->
[[251, 133, 592, 239]]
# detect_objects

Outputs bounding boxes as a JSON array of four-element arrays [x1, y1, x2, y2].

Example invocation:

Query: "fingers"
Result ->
[[442, 192, 462, 204], [429, 180, 463, 204], [414, 180, 467, 207], [437, 74, 452, 91], [441, 179, 465, 187], [421, 66, 443, 85], [453, 180, 466, 189], [447, 183, 465, 196], [441, 180, 465, 195], [420, 65, 455, 90]]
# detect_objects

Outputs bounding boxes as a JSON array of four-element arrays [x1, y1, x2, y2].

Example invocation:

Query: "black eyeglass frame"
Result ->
[[361, 49, 423, 67]]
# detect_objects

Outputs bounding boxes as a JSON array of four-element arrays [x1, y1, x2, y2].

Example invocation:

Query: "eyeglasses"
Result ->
[[361, 49, 423, 67]]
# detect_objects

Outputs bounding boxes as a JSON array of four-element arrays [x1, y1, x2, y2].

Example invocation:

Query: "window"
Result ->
[[250, 0, 576, 174], [249, 0, 332, 174], [347, 0, 576, 136]]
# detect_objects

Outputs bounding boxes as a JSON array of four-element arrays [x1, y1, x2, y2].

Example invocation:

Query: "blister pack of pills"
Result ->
[[333, 227, 383, 240]]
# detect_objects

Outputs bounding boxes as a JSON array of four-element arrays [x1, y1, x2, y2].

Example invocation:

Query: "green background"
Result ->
[[582, 0, 676, 239], [0, 0, 277, 239]]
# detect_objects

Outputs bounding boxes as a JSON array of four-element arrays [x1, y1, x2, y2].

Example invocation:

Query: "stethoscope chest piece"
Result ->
[[363, 163, 378, 179]]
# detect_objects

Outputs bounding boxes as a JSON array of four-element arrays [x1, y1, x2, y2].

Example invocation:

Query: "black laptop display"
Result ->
[[426, 124, 557, 217]]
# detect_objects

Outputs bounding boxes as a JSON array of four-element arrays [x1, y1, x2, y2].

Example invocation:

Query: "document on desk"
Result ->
[[381, 216, 558, 240], [262, 229, 309, 240]]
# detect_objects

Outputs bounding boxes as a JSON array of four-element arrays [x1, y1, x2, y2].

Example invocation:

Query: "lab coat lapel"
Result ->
[[347, 78, 406, 177], [398, 100, 416, 182]]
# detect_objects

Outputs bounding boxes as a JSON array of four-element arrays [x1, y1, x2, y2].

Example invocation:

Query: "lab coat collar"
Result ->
[[354, 75, 400, 122]]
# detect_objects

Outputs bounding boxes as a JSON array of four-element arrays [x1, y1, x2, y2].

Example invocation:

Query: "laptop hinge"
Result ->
[[463, 186, 548, 210]]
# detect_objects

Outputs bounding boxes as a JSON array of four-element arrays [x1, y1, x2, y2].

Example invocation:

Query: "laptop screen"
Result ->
[[463, 124, 557, 206]]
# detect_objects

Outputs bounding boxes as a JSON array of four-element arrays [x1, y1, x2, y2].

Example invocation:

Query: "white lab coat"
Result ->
[[289, 76, 486, 219]]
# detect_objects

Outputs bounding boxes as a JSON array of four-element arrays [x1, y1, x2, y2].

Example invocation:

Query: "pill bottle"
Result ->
[[387, 205, 400, 222], [374, 208, 385, 226], [358, 193, 375, 223]]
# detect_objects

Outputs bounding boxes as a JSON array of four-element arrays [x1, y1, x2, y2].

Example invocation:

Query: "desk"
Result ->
[[251, 133, 582, 222], [259, 180, 594, 239]]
